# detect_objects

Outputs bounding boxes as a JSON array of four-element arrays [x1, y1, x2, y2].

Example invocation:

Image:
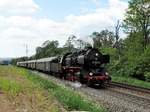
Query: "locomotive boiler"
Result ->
[[61, 47, 111, 85], [62, 47, 109, 67]]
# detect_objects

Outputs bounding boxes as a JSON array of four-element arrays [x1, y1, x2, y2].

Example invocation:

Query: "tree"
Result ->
[[75, 39, 91, 49], [35, 47, 43, 58], [36, 47, 42, 54], [91, 32, 102, 48], [91, 29, 115, 48], [123, 0, 150, 48], [113, 20, 123, 59], [63, 35, 76, 52], [35, 40, 60, 58], [42, 40, 51, 47], [114, 20, 121, 48]]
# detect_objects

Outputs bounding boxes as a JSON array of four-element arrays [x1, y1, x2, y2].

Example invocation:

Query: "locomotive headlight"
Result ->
[[105, 72, 109, 76], [89, 72, 93, 76]]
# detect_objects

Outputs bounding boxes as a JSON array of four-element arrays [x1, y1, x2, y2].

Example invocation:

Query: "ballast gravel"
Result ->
[[32, 71, 150, 112]]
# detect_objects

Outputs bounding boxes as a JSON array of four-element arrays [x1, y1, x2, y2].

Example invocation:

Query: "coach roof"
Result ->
[[36, 57, 57, 62]]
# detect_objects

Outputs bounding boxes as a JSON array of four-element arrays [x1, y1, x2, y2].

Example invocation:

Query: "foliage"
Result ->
[[144, 72, 150, 82], [91, 29, 115, 48], [105, 0, 150, 82], [24, 68, 106, 112], [76, 39, 92, 49], [63, 35, 76, 52], [123, 0, 150, 48], [35, 40, 61, 59], [64, 35, 92, 52], [107, 38, 150, 81]]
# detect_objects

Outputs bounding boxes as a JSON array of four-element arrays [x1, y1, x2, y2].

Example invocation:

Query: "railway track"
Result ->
[[107, 81, 150, 94], [33, 71, 150, 112]]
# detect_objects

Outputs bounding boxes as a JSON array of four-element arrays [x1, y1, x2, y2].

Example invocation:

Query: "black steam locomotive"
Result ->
[[17, 47, 111, 86]]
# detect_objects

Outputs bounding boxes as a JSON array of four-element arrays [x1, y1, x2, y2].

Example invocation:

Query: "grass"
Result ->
[[25, 70, 106, 112], [0, 65, 63, 112], [0, 77, 22, 96], [111, 75, 150, 89], [0, 66, 22, 96], [0, 65, 106, 112]]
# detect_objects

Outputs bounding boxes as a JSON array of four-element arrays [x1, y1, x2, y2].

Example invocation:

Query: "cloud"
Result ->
[[0, 16, 72, 57], [0, 0, 39, 15], [65, 0, 128, 36], [0, 0, 128, 57]]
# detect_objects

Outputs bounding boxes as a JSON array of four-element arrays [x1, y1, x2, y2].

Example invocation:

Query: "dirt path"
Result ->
[[0, 93, 14, 112]]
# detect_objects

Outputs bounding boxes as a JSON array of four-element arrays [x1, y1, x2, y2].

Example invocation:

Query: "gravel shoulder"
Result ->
[[33, 71, 150, 112]]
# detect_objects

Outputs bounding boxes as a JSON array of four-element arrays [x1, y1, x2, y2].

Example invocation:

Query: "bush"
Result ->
[[109, 46, 150, 81], [131, 49, 150, 80], [144, 72, 150, 82]]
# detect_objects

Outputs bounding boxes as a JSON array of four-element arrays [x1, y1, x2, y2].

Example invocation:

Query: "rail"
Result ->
[[107, 81, 150, 94]]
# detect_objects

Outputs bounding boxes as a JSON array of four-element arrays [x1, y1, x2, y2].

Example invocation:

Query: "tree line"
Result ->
[[12, 0, 150, 81]]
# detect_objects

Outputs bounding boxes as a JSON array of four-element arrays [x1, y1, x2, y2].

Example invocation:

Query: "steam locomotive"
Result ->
[[17, 47, 111, 86]]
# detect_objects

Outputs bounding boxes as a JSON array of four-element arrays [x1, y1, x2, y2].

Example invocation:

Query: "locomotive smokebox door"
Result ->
[[102, 55, 110, 63]]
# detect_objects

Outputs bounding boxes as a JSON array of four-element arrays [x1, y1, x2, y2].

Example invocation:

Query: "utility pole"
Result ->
[[25, 44, 28, 59]]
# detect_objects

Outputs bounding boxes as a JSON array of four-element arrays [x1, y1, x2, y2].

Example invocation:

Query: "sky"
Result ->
[[0, 0, 128, 58]]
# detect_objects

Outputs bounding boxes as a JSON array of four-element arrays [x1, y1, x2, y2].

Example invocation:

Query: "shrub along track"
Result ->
[[32, 70, 150, 112]]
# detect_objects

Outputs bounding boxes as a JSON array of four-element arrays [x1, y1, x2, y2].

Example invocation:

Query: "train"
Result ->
[[17, 47, 111, 86]]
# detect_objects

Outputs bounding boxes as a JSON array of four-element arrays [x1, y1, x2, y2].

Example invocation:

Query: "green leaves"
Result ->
[[91, 29, 115, 48], [35, 40, 61, 59], [123, 0, 150, 48]]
